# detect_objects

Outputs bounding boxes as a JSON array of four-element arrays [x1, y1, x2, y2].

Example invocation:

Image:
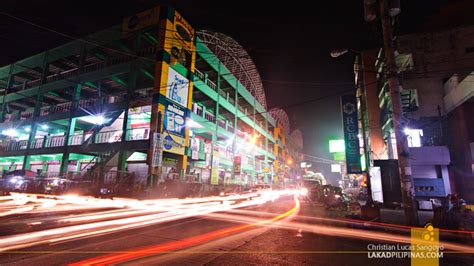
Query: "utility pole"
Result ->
[[379, 0, 419, 225], [356, 59, 373, 203]]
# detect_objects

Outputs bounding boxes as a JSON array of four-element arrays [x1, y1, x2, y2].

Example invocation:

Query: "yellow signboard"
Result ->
[[173, 11, 194, 50], [162, 131, 185, 155], [122, 7, 160, 33], [165, 11, 195, 67]]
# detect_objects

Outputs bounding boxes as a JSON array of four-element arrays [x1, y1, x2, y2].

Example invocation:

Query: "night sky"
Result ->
[[0, 0, 457, 184]]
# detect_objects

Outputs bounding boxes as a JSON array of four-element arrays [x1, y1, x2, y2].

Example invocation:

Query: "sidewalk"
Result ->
[[380, 208, 434, 226]]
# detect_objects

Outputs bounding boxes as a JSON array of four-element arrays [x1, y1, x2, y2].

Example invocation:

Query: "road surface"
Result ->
[[0, 192, 472, 265]]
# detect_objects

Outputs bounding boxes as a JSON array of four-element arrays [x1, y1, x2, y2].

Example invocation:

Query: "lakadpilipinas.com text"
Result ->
[[367, 244, 444, 259]]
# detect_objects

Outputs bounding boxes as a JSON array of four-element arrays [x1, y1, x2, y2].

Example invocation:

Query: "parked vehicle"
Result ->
[[320, 185, 349, 210], [1, 170, 38, 193]]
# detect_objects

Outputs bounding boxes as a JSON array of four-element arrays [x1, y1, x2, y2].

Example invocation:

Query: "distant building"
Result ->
[[356, 23, 474, 204]]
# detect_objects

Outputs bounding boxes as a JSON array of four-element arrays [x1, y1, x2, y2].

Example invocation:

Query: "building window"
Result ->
[[390, 132, 398, 159], [405, 128, 423, 147]]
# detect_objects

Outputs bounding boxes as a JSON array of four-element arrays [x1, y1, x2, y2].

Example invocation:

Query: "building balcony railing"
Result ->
[[8, 46, 158, 92], [20, 111, 34, 120], [0, 128, 150, 152], [218, 119, 226, 129], [2, 96, 129, 125], [206, 79, 217, 91], [218, 89, 227, 99], [236, 129, 245, 138], [194, 68, 205, 81], [204, 111, 216, 123]]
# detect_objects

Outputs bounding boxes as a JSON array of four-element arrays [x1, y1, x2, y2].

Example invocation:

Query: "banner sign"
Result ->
[[341, 95, 362, 173], [191, 138, 199, 160], [166, 68, 189, 108], [211, 147, 220, 185], [204, 143, 211, 154], [191, 138, 200, 151], [234, 155, 241, 175], [164, 100, 186, 137], [151, 133, 163, 167]]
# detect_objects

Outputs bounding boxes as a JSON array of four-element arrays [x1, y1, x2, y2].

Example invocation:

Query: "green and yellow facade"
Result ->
[[0, 6, 302, 186]]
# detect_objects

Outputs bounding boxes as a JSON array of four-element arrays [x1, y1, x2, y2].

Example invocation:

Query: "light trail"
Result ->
[[0, 190, 295, 252], [227, 207, 474, 235], [69, 195, 300, 265], [198, 211, 474, 253]]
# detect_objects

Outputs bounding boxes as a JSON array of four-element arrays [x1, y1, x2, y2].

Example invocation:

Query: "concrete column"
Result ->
[[264, 114, 269, 184], [60, 43, 85, 176], [23, 52, 49, 170], [0, 65, 14, 122], [209, 64, 221, 185], [117, 110, 131, 173], [252, 99, 256, 185]]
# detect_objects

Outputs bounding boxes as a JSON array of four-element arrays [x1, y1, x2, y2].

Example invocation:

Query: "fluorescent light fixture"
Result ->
[[331, 164, 342, 173], [404, 128, 410, 135], [96, 115, 105, 125], [226, 135, 235, 146], [2, 128, 17, 137], [41, 124, 48, 130], [78, 115, 108, 125], [24, 127, 31, 132], [186, 118, 203, 129]]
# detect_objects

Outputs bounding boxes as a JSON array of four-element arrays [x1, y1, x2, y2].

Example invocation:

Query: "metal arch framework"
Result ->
[[196, 30, 267, 110], [270, 109, 290, 135], [290, 129, 304, 149]]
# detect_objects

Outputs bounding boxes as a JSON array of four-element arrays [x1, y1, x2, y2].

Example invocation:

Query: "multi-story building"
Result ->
[[0, 6, 303, 188], [356, 23, 474, 204]]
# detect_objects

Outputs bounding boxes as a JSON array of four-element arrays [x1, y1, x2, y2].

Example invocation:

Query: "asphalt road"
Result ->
[[0, 193, 472, 265]]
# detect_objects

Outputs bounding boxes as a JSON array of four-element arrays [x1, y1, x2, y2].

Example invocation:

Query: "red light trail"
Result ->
[[70, 195, 300, 265]]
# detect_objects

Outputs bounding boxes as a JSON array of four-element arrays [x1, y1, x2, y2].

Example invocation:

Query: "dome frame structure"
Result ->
[[197, 30, 291, 134]]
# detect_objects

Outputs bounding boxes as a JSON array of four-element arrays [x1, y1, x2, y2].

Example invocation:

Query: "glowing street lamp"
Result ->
[[2, 128, 17, 137], [95, 115, 105, 125]]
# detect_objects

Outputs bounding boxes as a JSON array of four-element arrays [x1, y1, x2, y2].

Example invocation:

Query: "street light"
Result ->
[[330, 48, 361, 58]]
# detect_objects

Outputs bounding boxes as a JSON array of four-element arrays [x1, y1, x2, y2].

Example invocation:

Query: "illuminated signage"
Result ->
[[329, 139, 345, 153], [166, 68, 189, 108], [341, 95, 362, 173]]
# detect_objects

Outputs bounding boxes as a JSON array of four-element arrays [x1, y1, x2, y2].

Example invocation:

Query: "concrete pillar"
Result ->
[[59, 152, 70, 175], [264, 114, 269, 184], [178, 155, 188, 179], [24, 52, 49, 169], [209, 64, 222, 185], [0, 65, 14, 122]]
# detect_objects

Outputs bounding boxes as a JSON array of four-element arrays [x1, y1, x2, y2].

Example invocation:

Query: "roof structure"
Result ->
[[270, 109, 290, 134], [196, 30, 267, 110], [197, 30, 292, 134]]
